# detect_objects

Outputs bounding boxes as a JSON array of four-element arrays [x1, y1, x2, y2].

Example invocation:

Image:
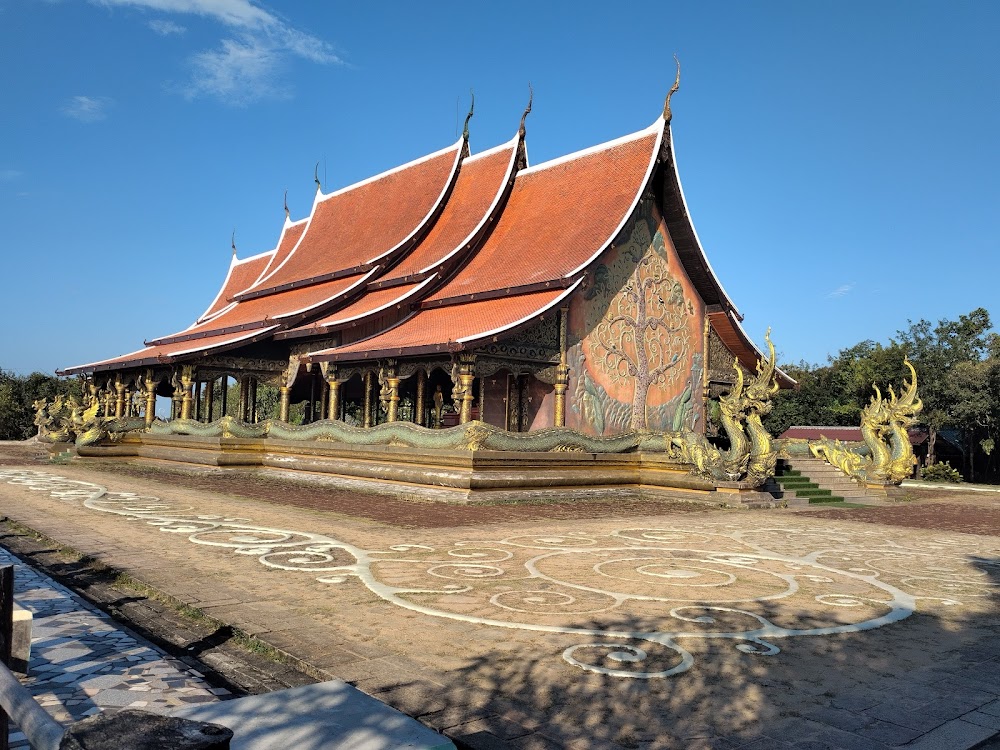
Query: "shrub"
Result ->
[[920, 461, 963, 483]]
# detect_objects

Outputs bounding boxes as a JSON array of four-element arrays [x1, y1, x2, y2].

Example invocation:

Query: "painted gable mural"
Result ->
[[567, 198, 704, 435]]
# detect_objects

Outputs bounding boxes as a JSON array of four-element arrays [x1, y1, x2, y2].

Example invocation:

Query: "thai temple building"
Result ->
[[55, 83, 796, 504]]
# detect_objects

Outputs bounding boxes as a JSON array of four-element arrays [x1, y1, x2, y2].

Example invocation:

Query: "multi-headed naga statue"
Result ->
[[668, 330, 780, 487], [810, 360, 922, 484]]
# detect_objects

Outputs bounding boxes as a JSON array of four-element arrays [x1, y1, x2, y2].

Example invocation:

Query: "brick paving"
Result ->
[[0, 441, 998, 750]]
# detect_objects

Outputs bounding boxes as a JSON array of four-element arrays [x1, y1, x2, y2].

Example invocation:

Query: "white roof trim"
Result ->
[[254, 139, 464, 290], [195, 248, 277, 326], [416, 133, 521, 275], [168, 326, 279, 358], [666, 127, 739, 316], [520, 118, 662, 176], [241, 216, 309, 293], [457, 279, 583, 344], [562, 118, 666, 278], [317, 274, 438, 327], [272, 267, 380, 320]]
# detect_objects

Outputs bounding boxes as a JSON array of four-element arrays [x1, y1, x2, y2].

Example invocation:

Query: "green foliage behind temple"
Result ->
[[0, 371, 82, 440]]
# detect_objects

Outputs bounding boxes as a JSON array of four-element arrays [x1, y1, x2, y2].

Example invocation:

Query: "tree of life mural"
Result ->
[[586, 208, 693, 430]]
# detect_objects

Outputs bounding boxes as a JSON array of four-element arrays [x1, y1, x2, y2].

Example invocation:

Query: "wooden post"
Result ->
[[554, 306, 569, 428], [220, 375, 229, 418], [249, 378, 258, 423], [239, 378, 249, 422]]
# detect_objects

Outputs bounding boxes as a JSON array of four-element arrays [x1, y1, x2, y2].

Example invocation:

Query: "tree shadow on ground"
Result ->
[[363, 557, 1000, 750]]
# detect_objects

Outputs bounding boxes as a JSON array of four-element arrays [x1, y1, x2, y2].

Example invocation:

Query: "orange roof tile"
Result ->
[[150, 272, 371, 346], [309, 285, 577, 362], [382, 137, 519, 282], [246, 141, 464, 295], [426, 123, 662, 302], [277, 278, 436, 339], [247, 218, 308, 292], [197, 250, 274, 324], [60, 326, 280, 374]]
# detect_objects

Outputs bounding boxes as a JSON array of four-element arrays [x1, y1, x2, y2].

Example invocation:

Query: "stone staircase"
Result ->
[[775, 456, 879, 505]]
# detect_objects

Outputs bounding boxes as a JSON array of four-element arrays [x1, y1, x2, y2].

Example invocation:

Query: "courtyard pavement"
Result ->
[[0, 442, 998, 749]]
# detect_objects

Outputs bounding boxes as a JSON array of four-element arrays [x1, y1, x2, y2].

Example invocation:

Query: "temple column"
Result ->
[[320, 363, 341, 422], [114, 376, 125, 419], [180, 366, 194, 421], [363, 371, 373, 428], [319, 379, 329, 422], [415, 369, 426, 426], [239, 378, 250, 422], [220, 376, 228, 417], [103, 386, 113, 418], [204, 378, 215, 422], [194, 381, 202, 421], [554, 306, 570, 428], [279, 386, 291, 422], [457, 354, 476, 425], [144, 370, 156, 428], [249, 378, 258, 422], [387, 377, 400, 422]]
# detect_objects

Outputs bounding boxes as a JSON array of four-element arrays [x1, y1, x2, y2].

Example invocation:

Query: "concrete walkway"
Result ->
[[0, 450, 998, 749], [0, 546, 223, 748]]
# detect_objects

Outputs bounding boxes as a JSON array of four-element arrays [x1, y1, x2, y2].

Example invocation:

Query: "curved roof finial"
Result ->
[[314, 162, 322, 193], [231, 229, 237, 259], [663, 54, 681, 123], [462, 89, 475, 141], [283, 189, 290, 220], [519, 83, 533, 135]]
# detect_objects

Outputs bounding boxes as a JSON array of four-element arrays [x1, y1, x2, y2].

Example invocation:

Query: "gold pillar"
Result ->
[[415, 369, 426, 426], [319, 379, 329, 422], [363, 372, 373, 428], [279, 386, 291, 422], [144, 371, 156, 428], [180, 366, 194, 421], [114, 377, 125, 418], [554, 306, 569, 428], [387, 377, 400, 422], [327, 379, 341, 421]]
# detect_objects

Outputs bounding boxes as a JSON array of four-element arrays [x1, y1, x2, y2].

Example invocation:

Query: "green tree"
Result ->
[[0, 370, 82, 440]]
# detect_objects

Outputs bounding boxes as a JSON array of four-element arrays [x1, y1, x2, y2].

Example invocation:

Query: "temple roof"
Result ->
[[238, 139, 465, 300], [424, 121, 663, 303], [308, 285, 577, 362], [197, 249, 274, 325], [61, 326, 279, 374]]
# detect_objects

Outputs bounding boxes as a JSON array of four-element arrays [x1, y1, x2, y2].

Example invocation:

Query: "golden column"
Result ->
[[180, 366, 195, 421], [363, 371, 373, 428], [114, 376, 125, 419], [327, 377, 341, 421], [553, 306, 570, 427], [458, 355, 476, 424], [387, 377, 400, 422], [144, 370, 156, 427], [415, 369, 426, 426], [279, 386, 291, 422]]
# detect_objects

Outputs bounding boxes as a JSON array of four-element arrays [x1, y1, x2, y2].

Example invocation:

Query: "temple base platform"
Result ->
[[75, 433, 779, 507]]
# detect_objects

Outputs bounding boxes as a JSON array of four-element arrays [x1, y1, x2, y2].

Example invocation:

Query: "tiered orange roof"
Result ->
[[239, 140, 464, 299]]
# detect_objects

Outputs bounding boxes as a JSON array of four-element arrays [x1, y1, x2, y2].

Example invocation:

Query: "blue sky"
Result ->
[[1, 0, 997, 375]]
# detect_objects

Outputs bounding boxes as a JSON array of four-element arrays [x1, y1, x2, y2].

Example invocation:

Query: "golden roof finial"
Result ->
[[231, 229, 237, 259], [663, 54, 681, 123], [519, 83, 533, 135], [462, 89, 475, 141], [283, 189, 290, 220]]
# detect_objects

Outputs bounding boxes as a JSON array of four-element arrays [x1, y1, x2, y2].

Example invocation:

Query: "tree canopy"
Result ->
[[0, 370, 82, 441]]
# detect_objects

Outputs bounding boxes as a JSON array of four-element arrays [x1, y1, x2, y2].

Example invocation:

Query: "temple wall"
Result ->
[[565, 198, 705, 436]]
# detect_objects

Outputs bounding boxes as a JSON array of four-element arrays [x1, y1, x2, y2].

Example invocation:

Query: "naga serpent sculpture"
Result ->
[[810, 360, 922, 485]]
